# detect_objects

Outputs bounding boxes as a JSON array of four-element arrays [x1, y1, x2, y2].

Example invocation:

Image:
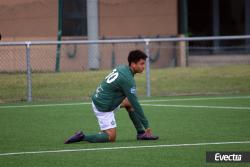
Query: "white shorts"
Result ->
[[92, 102, 120, 131]]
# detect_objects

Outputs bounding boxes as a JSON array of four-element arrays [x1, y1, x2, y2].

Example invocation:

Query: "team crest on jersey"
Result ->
[[130, 87, 136, 94]]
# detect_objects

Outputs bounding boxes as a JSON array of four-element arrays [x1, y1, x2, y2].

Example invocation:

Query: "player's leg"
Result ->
[[83, 102, 117, 143], [64, 103, 117, 144], [121, 98, 159, 140], [103, 128, 116, 142], [82, 131, 111, 143], [121, 98, 145, 134], [64, 130, 110, 144], [78, 128, 116, 143], [79, 128, 116, 143]]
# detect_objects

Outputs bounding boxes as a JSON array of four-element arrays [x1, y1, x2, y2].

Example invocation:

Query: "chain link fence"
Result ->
[[1, 36, 250, 103]]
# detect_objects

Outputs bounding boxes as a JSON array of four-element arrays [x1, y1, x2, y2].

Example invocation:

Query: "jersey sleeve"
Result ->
[[120, 76, 149, 129]]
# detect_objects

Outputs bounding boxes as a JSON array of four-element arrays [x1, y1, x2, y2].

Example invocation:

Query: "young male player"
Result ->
[[65, 50, 159, 143]]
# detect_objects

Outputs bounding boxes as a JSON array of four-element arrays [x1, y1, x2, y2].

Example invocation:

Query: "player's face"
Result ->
[[132, 59, 146, 73]]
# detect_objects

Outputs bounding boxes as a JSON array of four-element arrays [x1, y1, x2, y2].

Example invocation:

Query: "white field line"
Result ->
[[141, 104, 250, 110], [140, 96, 250, 103], [0, 96, 250, 109], [0, 102, 91, 109], [0, 141, 249, 156]]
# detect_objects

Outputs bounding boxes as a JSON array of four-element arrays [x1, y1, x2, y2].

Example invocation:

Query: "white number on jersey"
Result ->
[[106, 69, 119, 83]]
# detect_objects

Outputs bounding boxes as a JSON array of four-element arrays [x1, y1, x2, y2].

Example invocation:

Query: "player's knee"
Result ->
[[104, 129, 116, 142], [109, 136, 116, 142], [108, 133, 116, 142]]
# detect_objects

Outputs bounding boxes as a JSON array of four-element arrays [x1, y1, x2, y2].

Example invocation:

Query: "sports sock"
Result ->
[[128, 111, 145, 134], [83, 132, 109, 143]]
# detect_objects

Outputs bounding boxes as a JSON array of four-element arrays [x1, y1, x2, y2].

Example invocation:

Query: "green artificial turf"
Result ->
[[0, 95, 249, 167]]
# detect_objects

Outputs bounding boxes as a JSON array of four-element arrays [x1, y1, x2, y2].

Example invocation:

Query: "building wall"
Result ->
[[0, 0, 58, 41], [0, 0, 177, 41], [0, 0, 178, 71], [99, 0, 177, 37], [189, 55, 250, 67]]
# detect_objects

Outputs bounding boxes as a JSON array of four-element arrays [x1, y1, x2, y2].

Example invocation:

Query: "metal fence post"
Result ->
[[87, 0, 100, 70], [145, 39, 151, 97], [26, 42, 32, 102], [55, 0, 62, 72]]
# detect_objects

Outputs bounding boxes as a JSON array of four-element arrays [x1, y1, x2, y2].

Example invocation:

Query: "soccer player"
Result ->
[[64, 50, 159, 144]]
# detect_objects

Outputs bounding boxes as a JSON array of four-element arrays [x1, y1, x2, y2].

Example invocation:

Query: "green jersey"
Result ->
[[91, 65, 149, 129]]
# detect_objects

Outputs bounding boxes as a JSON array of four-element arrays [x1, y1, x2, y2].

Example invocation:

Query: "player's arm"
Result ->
[[120, 78, 149, 129]]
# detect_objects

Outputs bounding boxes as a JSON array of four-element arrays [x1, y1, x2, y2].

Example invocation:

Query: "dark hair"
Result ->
[[128, 50, 148, 66]]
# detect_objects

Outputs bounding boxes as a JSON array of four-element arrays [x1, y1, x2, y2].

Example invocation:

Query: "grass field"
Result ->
[[0, 95, 250, 167]]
